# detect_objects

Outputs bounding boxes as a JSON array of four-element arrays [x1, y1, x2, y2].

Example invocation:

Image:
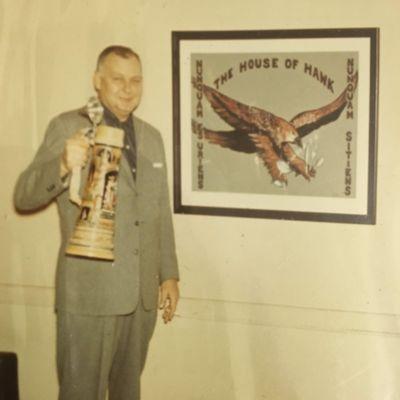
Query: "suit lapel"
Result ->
[[133, 116, 152, 195]]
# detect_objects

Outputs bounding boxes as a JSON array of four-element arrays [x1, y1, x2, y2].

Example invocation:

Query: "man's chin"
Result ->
[[115, 105, 136, 120]]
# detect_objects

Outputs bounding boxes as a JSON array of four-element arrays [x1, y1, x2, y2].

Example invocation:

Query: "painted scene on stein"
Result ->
[[191, 52, 358, 199]]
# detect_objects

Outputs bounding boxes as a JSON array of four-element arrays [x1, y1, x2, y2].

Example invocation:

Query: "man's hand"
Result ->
[[159, 279, 179, 324], [60, 130, 91, 178]]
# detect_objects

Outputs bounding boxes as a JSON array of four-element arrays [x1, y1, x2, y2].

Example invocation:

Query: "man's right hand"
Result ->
[[60, 130, 91, 178]]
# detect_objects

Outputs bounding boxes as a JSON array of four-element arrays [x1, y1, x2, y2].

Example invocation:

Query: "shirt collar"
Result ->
[[102, 105, 133, 131]]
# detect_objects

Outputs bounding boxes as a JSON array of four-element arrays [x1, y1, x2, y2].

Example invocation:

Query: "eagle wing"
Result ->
[[192, 120, 256, 154], [202, 84, 280, 134], [290, 72, 358, 138]]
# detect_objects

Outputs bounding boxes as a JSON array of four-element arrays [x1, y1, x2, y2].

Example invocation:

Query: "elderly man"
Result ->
[[14, 45, 179, 400]]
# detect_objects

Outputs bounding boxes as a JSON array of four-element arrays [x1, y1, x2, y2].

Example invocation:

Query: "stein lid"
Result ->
[[95, 125, 124, 148]]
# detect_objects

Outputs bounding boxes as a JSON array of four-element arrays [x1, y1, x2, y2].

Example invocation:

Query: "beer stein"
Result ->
[[65, 125, 124, 260]]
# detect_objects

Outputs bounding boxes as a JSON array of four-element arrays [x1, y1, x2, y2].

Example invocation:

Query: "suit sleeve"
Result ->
[[157, 134, 180, 283], [14, 116, 69, 211]]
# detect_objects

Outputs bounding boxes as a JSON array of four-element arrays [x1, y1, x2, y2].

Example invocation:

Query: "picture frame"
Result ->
[[172, 28, 379, 224]]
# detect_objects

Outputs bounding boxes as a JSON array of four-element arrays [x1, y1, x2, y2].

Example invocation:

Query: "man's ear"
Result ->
[[93, 72, 102, 91]]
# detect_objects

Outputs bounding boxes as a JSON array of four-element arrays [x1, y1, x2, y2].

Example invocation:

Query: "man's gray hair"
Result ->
[[96, 45, 140, 70]]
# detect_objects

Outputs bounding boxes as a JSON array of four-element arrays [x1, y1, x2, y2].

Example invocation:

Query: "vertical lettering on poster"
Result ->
[[344, 58, 356, 196], [194, 60, 204, 189]]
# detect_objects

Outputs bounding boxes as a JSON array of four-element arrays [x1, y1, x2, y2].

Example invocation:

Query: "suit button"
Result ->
[[46, 183, 55, 192], [134, 249, 139, 255], [134, 220, 140, 226]]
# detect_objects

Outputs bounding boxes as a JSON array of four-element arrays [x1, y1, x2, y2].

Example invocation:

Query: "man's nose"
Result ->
[[122, 81, 133, 94]]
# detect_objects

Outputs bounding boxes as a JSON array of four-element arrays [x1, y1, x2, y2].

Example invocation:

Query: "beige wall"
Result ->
[[1, 0, 400, 399]]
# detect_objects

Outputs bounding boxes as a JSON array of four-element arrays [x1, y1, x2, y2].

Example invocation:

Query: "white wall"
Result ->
[[1, 0, 400, 399]]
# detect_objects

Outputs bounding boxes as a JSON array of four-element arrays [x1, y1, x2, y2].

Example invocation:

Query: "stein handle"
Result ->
[[69, 166, 82, 206]]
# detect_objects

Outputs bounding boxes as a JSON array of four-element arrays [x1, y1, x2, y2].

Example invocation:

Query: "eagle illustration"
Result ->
[[193, 75, 357, 186]]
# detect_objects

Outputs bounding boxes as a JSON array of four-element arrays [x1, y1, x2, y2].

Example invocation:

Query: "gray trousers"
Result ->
[[56, 303, 157, 400]]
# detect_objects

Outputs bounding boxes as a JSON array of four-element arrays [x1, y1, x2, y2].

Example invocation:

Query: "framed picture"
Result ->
[[172, 28, 379, 224]]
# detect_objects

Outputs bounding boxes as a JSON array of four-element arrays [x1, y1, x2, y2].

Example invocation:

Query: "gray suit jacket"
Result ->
[[14, 108, 179, 315]]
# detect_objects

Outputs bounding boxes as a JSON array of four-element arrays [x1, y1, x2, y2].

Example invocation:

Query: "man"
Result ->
[[14, 46, 180, 400]]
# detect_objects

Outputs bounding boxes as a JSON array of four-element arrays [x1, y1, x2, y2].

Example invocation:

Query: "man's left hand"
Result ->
[[159, 279, 179, 324]]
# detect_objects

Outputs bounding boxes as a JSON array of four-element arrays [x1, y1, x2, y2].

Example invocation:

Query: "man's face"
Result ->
[[93, 53, 143, 121]]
